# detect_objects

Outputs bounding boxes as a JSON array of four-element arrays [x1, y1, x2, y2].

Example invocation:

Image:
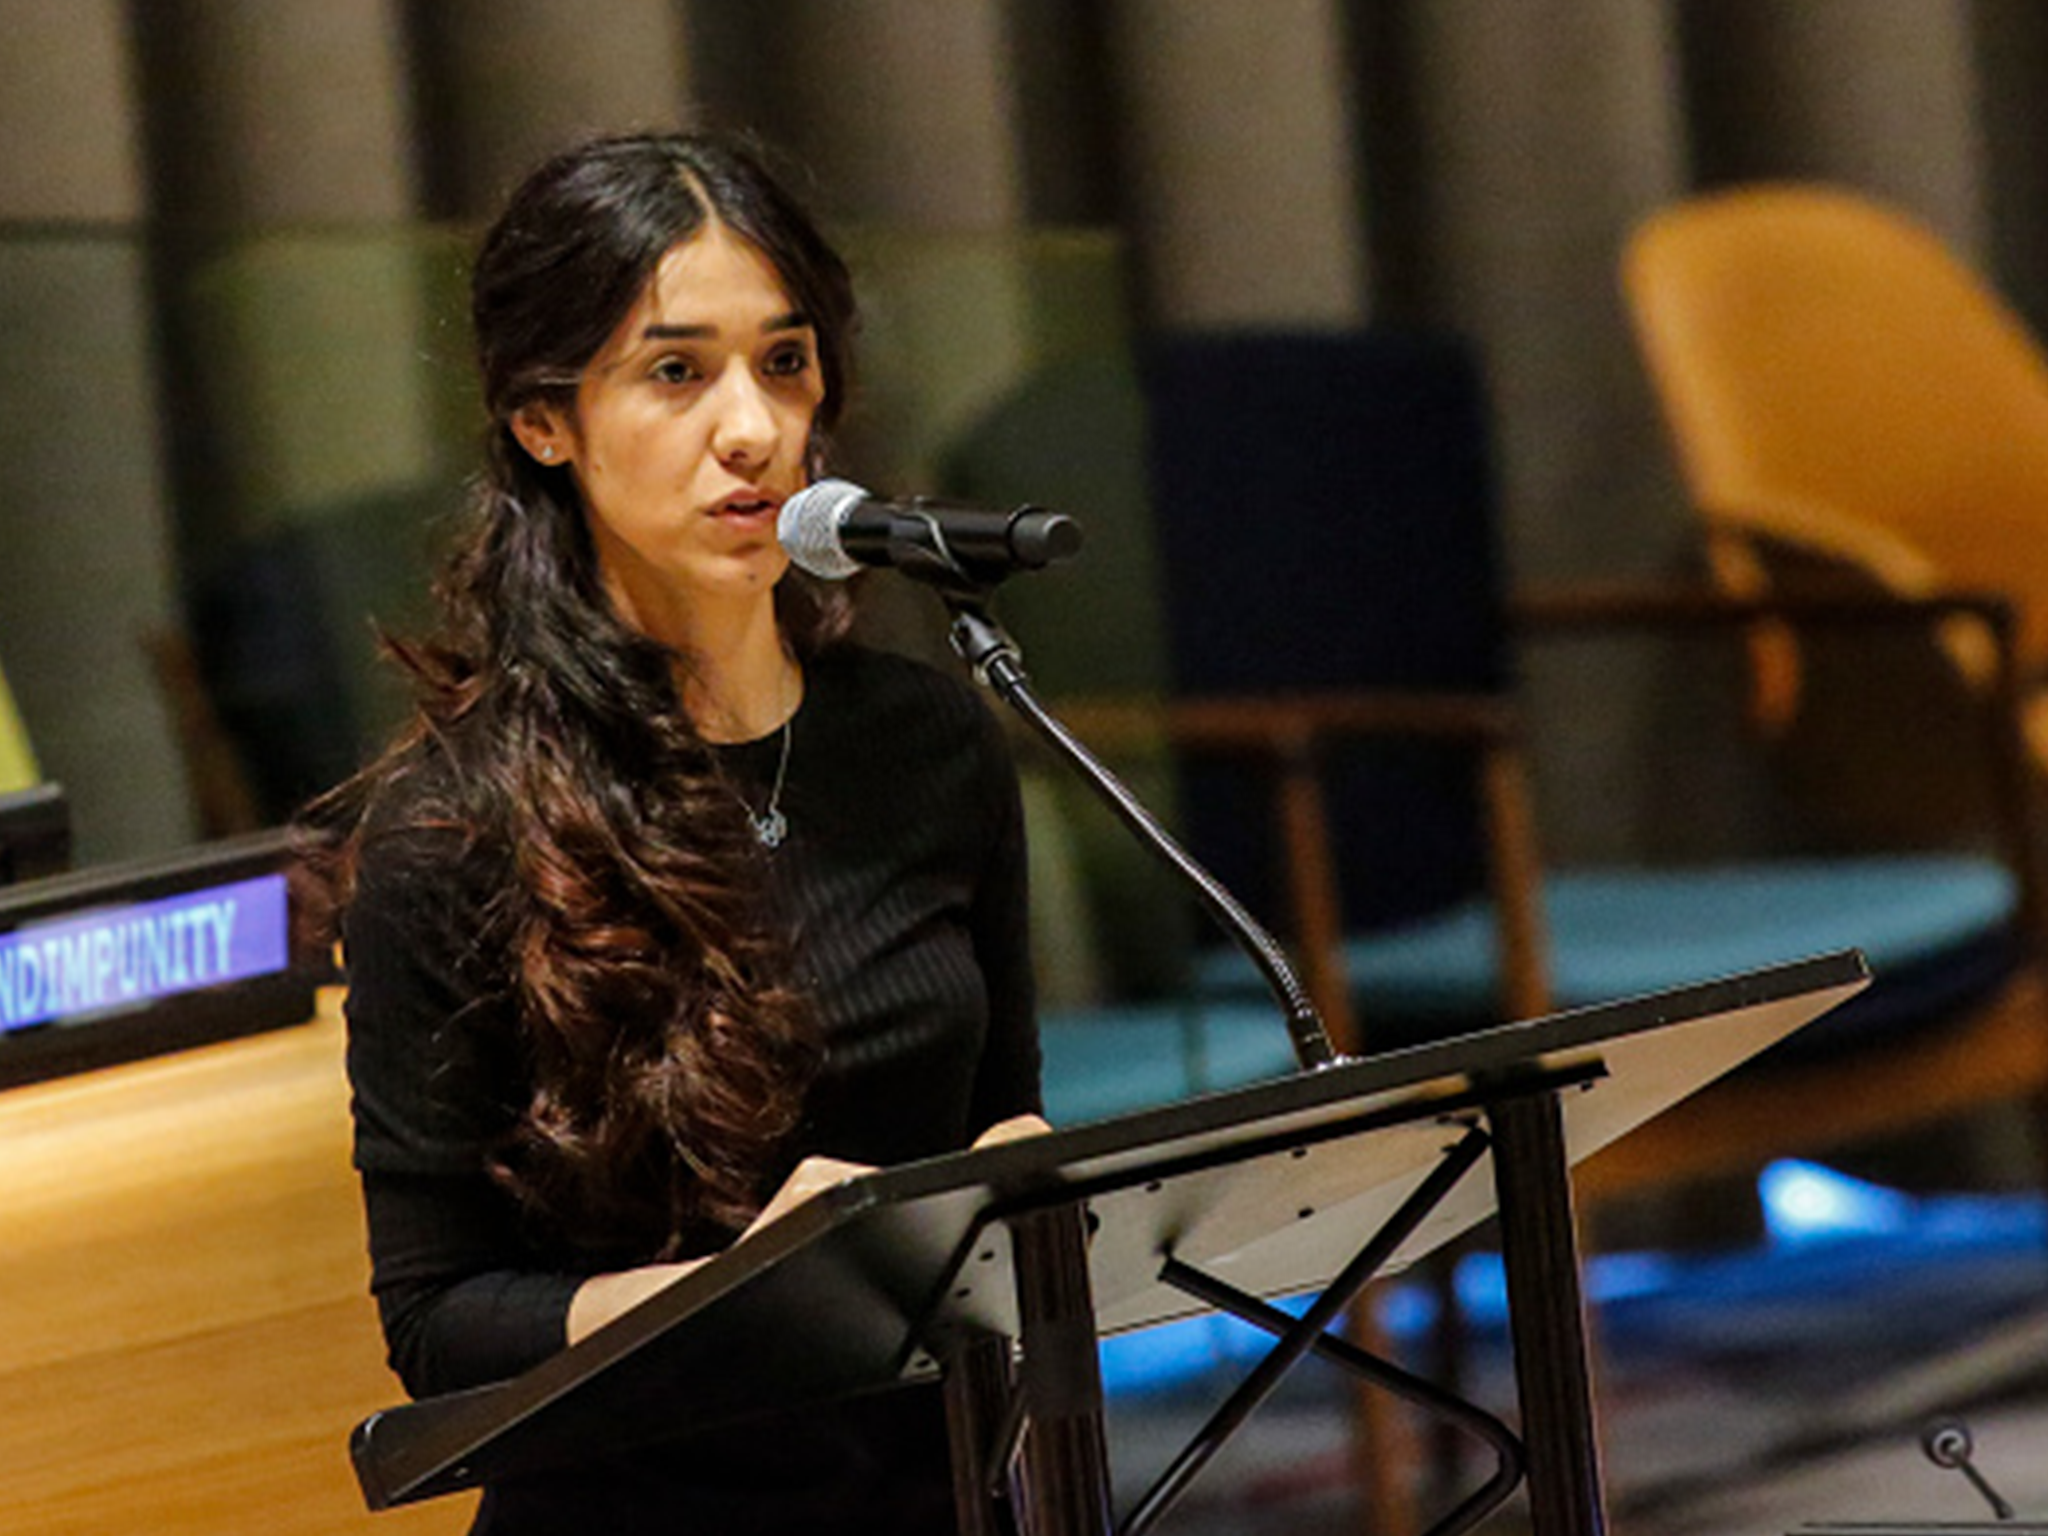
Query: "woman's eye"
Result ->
[[765, 344, 814, 379], [651, 356, 699, 385]]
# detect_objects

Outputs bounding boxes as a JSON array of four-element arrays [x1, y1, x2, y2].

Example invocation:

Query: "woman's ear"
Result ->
[[510, 404, 573, 468]]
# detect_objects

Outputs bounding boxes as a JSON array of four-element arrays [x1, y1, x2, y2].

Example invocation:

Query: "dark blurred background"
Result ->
[[4, 0, 2045, 888]]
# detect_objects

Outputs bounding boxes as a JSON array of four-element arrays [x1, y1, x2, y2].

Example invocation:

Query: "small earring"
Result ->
[[540, 445, 556, 461]]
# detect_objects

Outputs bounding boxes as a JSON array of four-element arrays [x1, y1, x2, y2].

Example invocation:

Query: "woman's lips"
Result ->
[[706, 491, 787, 550], [711, 491, 781, 524]]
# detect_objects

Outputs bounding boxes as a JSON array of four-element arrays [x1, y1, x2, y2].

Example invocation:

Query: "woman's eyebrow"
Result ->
[[641, 311, 812, 340]]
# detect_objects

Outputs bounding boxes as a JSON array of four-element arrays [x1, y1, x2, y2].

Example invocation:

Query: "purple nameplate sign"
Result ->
[[0, 873, 291, 1033]]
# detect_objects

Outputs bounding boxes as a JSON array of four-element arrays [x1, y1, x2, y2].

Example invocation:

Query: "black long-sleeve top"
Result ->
[[340, 643, 1039, 1533]]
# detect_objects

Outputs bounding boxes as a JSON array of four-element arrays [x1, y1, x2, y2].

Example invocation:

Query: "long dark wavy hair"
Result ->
[[299, 130, 857, 1260]]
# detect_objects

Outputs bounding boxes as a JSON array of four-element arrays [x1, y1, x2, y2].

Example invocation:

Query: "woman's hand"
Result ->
[[565, 1128, 1052, 1349], [566, 1154, 874, 1346], [739, 1153, 874, 1240], [566, 1259, 705, 1346], [972, 1112, 1054, 1148]]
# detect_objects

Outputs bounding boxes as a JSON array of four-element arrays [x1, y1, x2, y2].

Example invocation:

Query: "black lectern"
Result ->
[[351, 951, 1869, 1536]]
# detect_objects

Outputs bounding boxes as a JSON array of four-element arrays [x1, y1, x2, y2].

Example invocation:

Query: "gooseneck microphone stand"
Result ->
[[880, 500, 1342, 1073], [944, 595, 1340, 1075], [924, 547, 1531, 1536]]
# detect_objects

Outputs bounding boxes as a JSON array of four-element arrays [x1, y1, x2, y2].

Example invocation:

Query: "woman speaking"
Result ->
[[300, 129, 1043, 1534]]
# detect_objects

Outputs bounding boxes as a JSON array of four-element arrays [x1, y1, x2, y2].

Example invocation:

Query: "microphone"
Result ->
[[778, 478, 1083, 584]]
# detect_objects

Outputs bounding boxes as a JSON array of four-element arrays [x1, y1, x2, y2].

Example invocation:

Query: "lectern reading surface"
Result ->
[[352, 951, 1869, 1536]]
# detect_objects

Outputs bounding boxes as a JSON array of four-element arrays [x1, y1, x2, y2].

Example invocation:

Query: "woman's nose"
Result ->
[[710, 363, 778, 467]]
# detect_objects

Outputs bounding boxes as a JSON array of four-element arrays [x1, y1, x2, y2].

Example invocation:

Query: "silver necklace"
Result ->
[[746, 717, 793, 849]]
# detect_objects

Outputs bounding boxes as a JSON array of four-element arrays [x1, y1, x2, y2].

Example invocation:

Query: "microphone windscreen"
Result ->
[[778, 478, 868, 579]]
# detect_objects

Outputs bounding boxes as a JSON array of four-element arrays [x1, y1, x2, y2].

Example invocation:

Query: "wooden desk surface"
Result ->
[[0, 993, 474, 1534]]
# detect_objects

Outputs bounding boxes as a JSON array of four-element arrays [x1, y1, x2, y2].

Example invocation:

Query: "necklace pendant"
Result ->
[[740, 710, 794, 851], [751, 808, 788, 849]]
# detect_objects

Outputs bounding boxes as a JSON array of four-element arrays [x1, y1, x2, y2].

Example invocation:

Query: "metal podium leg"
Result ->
[[1010, 1203, 1114, 1536], [944, 1331, 1019, 1536], [1489, 1090, 1609, 1536]]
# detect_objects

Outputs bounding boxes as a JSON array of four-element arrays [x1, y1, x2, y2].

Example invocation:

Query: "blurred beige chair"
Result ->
[[0, 658, 36, 795], [1598, 181, 2048, 1201]]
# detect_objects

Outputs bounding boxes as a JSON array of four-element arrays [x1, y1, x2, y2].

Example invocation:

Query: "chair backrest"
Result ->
[[944, 356, 1192, 1002], [0, 659, 36, 795], [0, 783, 71, 885], [943, 354, 1169, 699], [1137, 328, 1508, 932], [1623, 184, 2048, 678]]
